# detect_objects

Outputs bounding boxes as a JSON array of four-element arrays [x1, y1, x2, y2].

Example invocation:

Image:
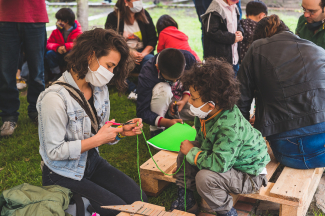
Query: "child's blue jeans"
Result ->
[[268, 132, 325, 169]]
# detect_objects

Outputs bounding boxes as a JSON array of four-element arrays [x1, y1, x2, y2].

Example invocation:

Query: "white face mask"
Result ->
[[129, 0, 143, 13], [85, 58, 114, 87], [190, 101, 215, 119]]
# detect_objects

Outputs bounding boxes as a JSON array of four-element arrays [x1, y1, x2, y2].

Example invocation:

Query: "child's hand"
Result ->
[[160, 118, 183, 128], [180, 140, 194, 155], [57, 46, 66, 54], [121, 118, 143, 136], [169, 101, 185, 116], [234, 32, 243, 43]]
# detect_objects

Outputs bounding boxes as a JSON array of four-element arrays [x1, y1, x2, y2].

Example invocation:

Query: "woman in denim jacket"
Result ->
[[37, 28, 147, 215]]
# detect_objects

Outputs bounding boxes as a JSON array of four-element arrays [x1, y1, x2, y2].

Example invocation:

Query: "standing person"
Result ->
[[156, 15, 201, 61], [46, 8, 83, 82], [237, 0, 242, 20], [201, 0, 244, 75], [39, 28, 147, 216], [238, 15, 325, 169], [105, 0, 157, 97], [239, 0, 268, 62], [296, 0, 325, 49], [0, 0, 48, 136], [192, 0, 213, 46]]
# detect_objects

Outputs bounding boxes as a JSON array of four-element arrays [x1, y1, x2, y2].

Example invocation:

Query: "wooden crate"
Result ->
[[140, 144, 324, 216], [116, 201, 195, 216]]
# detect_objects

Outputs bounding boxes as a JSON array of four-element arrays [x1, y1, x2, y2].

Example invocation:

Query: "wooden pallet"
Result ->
[[140, 144, 324, 216], [116, 201, 195, 216]]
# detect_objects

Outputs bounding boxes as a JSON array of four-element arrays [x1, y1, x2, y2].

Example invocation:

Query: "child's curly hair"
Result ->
[[182, 57, 240, 110]]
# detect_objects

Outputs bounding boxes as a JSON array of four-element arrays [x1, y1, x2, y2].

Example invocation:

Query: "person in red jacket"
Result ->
[[45, 8, 82, 78], [156, 15, 201, 61]]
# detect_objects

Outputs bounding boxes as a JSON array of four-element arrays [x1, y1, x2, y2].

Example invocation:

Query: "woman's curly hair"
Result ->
[[181, 57, 240, 110], [65, 28, 134, 92]]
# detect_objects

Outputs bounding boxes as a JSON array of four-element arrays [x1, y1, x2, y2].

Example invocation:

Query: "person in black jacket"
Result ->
[[237, 15, 325, 169], [105, 0, 157, 94], [136, 49, 196, 137], [201, 0, 244, 75]]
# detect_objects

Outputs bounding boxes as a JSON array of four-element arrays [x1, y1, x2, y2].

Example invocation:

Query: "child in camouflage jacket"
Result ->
[[170, 58, 270, 216]]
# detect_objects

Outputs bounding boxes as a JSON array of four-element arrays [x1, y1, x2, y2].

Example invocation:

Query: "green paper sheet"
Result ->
[[147, 123, 197, 152]]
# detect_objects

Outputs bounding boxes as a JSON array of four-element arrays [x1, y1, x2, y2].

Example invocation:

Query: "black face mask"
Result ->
[[307, 20, 324, 31]]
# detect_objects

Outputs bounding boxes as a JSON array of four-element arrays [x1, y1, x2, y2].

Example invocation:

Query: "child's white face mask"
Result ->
[[190, 101, 215, 119], [85, 58, 114, 87]]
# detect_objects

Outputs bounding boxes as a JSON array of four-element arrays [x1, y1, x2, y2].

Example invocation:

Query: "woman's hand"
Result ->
[[95, 120, 123, 144], [120, 118, 143, 137], [130, 50, 142, 65]]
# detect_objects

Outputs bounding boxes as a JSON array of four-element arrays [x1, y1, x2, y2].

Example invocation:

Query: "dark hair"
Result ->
[[321, 0, 325, 9], [65, 28, 133, 92], [114, 0, 149, 26], [253, 15, 290, 41], [158, 48, 185, 79], [246, 0, 268, 16], [55, 8, 75, 26], [182, 58, 240, 110], [156, 15, 178, 35]]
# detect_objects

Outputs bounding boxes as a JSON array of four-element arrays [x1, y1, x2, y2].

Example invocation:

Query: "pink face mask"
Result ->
[[227, 0, 239, 4]]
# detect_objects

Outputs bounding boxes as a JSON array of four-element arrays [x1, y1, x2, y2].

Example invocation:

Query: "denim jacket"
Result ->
[[37, 71, 113, 180]]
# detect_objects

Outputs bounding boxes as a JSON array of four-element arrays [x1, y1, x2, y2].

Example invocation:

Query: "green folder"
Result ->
[[147, 123, 197, 152]]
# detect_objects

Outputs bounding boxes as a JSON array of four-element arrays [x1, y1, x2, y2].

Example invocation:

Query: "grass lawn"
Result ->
[[0, 6, 308, 213]]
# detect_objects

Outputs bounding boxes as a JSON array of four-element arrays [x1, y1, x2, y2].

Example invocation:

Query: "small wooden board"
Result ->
[[111, 202, 194, 216]]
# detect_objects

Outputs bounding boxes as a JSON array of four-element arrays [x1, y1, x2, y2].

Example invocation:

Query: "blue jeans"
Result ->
[[268, 132, 325, 169], [45, 50, 66, 72], [233, 63, 239, 76], [127, 52, 154, 92], [0, 22, 46, 122]]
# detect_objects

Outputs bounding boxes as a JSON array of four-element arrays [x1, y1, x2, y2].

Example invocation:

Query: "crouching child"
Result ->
[[170, 58, 270, 216]]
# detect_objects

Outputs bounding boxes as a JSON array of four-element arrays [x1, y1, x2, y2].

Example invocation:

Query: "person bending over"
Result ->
[[136, 48, 196, 137], [171, 58, 270, 216]]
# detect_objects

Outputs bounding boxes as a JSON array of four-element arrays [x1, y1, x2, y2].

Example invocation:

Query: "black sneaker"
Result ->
[[170, 187, 198, 214], [217, 207, 238, 216], [28, 112, 38, 124]]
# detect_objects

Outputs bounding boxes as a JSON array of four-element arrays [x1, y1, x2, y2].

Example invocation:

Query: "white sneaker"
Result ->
[[128, 91, 137, 101], [0, 121, 17, 136], [16, 79, 27, 90]]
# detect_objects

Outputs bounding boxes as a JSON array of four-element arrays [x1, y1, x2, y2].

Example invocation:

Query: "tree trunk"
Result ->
[[77, 0, 88, 31]]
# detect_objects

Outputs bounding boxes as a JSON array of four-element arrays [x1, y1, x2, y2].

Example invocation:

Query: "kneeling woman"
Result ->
[[38, 28, 147, 216]]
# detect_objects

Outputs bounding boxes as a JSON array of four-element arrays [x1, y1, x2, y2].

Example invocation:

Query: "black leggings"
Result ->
[[42, 151, 147, 216]]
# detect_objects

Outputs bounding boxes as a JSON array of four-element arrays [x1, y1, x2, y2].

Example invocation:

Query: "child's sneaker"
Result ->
[[16, 78, 27, 90], [170, 187, 198, 214], [218, 207, 238, 216], [128, 91, 137, 101]]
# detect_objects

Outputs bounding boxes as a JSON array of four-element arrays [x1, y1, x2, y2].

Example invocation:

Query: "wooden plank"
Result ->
[[117, 202, 165, 216], [280, 205, 298, 216], [171, 209, 195, 216], [241, 183, 299, 206], [140, 150, 178, 176], [270, 167, 316, 202], [265, 141, 280, 180], [300, 168, 324, 216], [140, 173, 171, 197]]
